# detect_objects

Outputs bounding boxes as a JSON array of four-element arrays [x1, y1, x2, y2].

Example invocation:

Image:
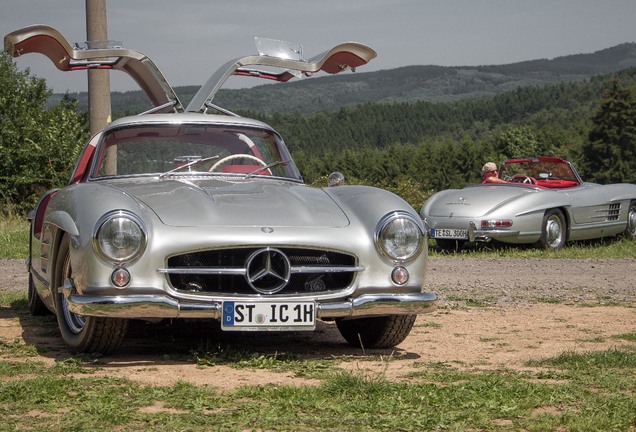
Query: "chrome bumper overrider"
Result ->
[[468, 221, 520, 242], [60, 280, 437, 319]]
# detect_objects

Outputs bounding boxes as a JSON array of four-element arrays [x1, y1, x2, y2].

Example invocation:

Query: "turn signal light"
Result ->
[[391, 266, 409, 285], [111, 267, 131, 287]]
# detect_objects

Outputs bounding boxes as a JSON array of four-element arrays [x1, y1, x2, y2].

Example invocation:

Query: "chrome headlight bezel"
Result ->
[[93, 210, 147, 264], [375, 211, 424, 263]]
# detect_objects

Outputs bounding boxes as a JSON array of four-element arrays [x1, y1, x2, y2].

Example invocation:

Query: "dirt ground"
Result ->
[[1, 258, 634, 391]]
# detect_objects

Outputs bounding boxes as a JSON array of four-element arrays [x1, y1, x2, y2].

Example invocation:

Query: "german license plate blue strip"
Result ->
[[222, 301, 316, 331]]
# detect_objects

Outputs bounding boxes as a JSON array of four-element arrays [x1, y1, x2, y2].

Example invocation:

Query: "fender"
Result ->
[[46, 210, 79, 237]]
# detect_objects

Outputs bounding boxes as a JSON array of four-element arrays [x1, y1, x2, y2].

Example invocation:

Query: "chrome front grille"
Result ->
[[161, 247, 362, 296]]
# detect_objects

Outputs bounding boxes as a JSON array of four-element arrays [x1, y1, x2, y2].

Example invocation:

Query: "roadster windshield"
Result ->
[[501, 159, 579, 182], [92, 124, 302, 180]]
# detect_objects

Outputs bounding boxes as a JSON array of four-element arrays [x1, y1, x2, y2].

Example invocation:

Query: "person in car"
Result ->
[[481, 162, 508, 184]]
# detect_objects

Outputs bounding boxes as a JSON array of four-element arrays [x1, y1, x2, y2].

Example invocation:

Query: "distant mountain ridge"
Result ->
[[50, 42, 636, 116]]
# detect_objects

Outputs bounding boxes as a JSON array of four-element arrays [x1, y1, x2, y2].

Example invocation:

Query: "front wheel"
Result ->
[[624, 200, 636, 240], [336, 315, 416, 348], [28, 273, 50, 316], [535, 209, 566, 250], [54, 236, 128, 354]]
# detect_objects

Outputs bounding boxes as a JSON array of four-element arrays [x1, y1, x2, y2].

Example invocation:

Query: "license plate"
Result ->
[[222, 301, 316, 331], [432, 228, 468, 239]]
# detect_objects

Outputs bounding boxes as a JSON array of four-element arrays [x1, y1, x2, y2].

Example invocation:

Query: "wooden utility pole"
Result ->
[[86, 0, 114, 171]]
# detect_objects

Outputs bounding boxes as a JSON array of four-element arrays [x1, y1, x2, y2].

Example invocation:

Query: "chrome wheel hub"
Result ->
[[62, 295, 86, 334], [546, 216, 563, 248], [628, 206, 636, 236]]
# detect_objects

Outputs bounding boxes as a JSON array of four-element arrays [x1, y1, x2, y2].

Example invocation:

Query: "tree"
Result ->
[[582, 78, 636, 183], [0, 53, 88, 215], [495, 126, 542, 160]]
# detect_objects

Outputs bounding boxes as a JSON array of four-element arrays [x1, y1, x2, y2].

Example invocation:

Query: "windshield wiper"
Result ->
[[159, 155, 219, 179], [245, 160, 290, 178]]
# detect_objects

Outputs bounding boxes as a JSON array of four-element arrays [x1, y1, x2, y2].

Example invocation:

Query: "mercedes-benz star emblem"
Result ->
[[245, 248, 291, 294]]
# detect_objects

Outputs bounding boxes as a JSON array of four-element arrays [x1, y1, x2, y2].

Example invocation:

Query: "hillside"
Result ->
[[49, 42, 636, 116]]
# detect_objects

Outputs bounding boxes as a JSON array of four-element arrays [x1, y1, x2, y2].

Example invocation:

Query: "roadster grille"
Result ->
[[162, 248, 360, 296]]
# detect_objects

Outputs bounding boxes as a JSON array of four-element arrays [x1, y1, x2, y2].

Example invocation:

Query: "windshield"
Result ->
[[500, 160, 578, 182], [91, 124, 302, 180]]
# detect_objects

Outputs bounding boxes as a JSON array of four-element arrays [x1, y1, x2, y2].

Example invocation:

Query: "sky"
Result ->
[[2, 0, 636, 93]]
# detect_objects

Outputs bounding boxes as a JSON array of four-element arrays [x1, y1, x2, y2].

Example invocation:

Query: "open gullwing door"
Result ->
[[186, 37, 377, 113], [4, 25, 182, 112]]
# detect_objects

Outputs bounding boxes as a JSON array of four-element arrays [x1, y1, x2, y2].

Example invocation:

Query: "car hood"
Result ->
[[110, 178, 350, 228], [426, 185, 537, 217]]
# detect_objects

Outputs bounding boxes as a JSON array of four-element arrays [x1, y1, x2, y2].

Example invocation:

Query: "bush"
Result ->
[[0, 53, 88, 216]]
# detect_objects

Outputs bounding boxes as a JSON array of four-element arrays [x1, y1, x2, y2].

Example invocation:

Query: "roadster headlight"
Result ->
[[375, 212, 424, 262], [94, 211, 146, 263]]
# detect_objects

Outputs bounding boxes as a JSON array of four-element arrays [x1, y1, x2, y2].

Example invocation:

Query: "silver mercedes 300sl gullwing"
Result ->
[[5, 25, 436, 354]]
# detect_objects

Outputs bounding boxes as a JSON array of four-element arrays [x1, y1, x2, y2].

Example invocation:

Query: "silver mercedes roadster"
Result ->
[[421, 156, 636, 252], [5, 25, 436, 354]]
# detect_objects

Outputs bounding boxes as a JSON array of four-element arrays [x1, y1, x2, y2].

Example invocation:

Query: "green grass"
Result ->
[[192, 348, 335, 380], [614, 332, 636, 342], [429, 236, 636, 259], [1, 292, 634, 431], [0, 347, 634, 431], [0, 217, 29, 259]]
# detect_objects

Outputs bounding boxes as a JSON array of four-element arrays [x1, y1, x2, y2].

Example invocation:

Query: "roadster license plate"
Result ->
[[432, 228, 468, 239], [222, 301, 316, 331]]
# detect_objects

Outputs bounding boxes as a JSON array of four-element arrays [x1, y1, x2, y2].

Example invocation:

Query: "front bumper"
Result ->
[[61, 279, 437, 320]]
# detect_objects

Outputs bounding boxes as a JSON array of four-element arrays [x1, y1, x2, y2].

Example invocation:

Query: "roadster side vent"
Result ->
[[162, 248, 362, 296], [607, 203, 621, 221]]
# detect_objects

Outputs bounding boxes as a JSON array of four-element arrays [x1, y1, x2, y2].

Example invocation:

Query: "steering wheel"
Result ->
[[510, 174, 536, 184], [209, 154, 267, 172]]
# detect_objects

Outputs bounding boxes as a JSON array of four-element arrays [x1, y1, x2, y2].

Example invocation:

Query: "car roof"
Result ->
[[4, 25, 377, 114]]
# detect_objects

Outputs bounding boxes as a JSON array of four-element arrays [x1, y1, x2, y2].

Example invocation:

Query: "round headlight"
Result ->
[[376, 213, 423, 262], [94, 212, 146, 262]]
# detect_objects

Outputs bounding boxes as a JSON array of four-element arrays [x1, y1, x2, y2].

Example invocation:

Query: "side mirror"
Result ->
[[327, 172, 345, 187]]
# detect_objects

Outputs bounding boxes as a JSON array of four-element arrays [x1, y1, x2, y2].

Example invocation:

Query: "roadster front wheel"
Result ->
[[624, 200, 636, 240], [536, 209, 566, 250], [336, 314, 416, 349], [54, 236, 128, 354]]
